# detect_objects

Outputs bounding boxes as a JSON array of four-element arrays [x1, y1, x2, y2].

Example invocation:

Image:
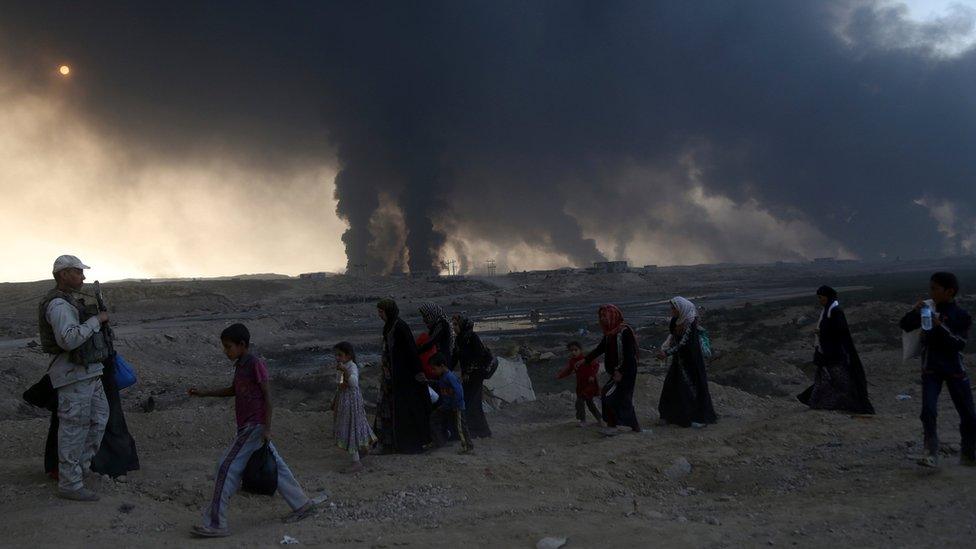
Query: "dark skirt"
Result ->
[[462, 373, 491, 438], [373, 364, 431, 454], [373, 368, 397, 453], [797, 353, 875, 414], [798, 364, 854, 410], [658, 353, 717, 427], [601, 377, 640, 431], [45, 355, 140, 477], [390, 380, 431, 454]]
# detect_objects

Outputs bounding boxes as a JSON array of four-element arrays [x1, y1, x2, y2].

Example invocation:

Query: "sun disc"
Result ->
[[59, 65, 70, 76]]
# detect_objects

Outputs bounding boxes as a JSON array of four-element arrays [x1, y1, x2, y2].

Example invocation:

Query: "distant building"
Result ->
[[593, 261, 630, 273], [299, 272, 329, 280]]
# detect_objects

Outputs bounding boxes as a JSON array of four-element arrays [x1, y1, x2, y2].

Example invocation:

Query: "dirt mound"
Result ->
[[707, 348, 807, 397]]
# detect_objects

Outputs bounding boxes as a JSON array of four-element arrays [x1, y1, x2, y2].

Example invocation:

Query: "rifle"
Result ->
[[93, 281, 115, 355]]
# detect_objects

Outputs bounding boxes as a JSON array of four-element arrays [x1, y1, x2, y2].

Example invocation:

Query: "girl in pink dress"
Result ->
[[332, 342, 377, 473]]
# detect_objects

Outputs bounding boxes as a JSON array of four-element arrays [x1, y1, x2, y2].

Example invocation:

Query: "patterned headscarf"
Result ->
[[670, 296, 698, 327], [419, 302, 455, 352], [418, 302, 443, 325], [453, 313, 475, 344]]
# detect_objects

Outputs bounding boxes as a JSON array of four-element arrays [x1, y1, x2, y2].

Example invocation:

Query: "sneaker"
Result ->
[[916, 455, 939, 468], [600, 427, 620, 437], [690, 422, 707, 429], [458, 446, 474, 454], [190, 525, 230, 538], [282, 501, 316, 524], [57, 487, 99, 502]]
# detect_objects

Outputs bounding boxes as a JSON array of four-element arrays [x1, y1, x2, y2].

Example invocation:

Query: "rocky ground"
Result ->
[[2, 259, 976, 548]]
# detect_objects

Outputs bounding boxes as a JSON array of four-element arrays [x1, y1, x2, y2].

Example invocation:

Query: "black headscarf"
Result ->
[[816, 285, 838, 302], [377, 298, 399, 335]]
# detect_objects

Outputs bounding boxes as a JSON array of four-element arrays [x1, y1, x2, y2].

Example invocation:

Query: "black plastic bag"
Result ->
[[23, 374, 57, 411], [483, 356, 499, 380], [241, 442, 278, 496]]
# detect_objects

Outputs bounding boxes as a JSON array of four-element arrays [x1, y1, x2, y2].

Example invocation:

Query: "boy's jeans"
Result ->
[[430, 407, 473, 451], [57, 377, 109, 491], [203, 424, 309, 530], [920, 371, 976, 459]]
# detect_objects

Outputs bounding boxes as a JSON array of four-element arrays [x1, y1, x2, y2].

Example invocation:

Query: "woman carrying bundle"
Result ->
[[417, 302, 455, 371], [797, 286, 874, 414]]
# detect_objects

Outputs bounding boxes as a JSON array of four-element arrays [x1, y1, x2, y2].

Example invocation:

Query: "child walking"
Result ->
[[426, 353, 474, 453], [187, 323, 316, 538], [556, 341, 603, 427], [332, 342, 377, 473], [900, 272, 976, 467]]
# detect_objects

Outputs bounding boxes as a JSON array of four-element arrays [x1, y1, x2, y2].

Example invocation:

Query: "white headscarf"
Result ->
[[670, 296, 698, 327], [819, 300, 840, 323]]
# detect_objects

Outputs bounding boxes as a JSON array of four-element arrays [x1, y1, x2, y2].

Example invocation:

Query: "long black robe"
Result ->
[[374, 317, 431, 454], [586, 327, 641, 431], [797, 305, 874, 414], [658, 319, 717, 427], [45, 353, 140, 477], [452, 330, 493, 438]]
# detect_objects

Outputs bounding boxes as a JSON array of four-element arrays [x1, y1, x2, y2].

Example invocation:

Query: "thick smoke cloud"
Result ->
[[1, 1, 974, 273]]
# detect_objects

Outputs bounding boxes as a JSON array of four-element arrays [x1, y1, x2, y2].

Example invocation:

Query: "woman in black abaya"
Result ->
[[373, 298, 432, 454], [586, 304, 641, 435], [797, 286, 875, 414], [657, 297, 717, 428]]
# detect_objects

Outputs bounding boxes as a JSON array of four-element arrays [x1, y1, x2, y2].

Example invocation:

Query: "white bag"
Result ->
[[902, 299, 934, 363], [902, 329, 921, 363]]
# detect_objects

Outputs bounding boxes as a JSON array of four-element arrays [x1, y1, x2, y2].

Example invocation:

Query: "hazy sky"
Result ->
[[1, 0, 974, 282]]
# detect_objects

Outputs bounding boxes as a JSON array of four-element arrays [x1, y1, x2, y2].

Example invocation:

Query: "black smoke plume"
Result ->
[[1, 1, 974, 272]]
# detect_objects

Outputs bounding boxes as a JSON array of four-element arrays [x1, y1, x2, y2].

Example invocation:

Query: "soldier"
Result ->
[[38, 255, 111, 501]]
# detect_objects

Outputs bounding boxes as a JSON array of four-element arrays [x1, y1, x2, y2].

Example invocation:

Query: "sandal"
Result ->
[[190, 525, 230, 538], [282, 501, 317, 524]]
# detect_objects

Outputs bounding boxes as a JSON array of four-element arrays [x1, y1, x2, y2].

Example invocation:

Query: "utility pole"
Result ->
[[353, 263, 367, 304]]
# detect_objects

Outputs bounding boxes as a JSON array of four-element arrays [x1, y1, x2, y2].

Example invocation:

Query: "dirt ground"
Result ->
[[3, 259, 976, 548]]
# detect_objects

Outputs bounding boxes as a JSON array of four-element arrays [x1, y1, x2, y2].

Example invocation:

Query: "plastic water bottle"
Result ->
[[921, 304, 933, 331]]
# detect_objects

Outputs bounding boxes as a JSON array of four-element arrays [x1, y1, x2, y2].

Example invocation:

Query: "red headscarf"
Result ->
[[599, 304, 626, 335], [598, 304, 638, 358]]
